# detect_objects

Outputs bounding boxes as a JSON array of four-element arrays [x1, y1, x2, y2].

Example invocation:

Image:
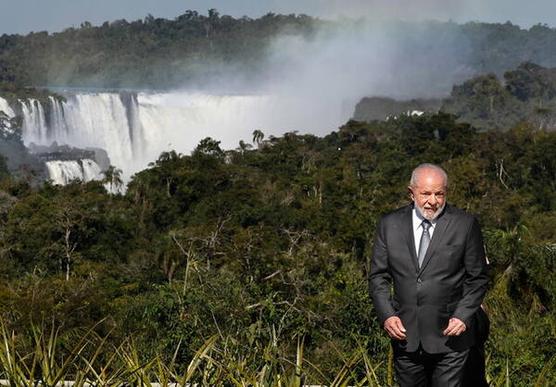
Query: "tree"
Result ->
[[252, 130, 265, 146], [193, 137, 224, 158], [102, 165, 123, 193], [238, 140, 253, 153], [53, 200, 82, 281]]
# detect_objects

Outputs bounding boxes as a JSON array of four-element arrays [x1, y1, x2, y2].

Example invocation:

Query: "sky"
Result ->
[[1, 0, 555, 35]]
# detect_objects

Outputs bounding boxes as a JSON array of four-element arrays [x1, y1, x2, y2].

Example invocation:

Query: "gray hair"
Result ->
[[409, 163, 449, 188]]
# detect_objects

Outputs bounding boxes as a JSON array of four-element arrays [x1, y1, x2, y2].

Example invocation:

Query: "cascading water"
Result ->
[[18, 92, 266, 181], [45, 159, 102, 185], [21, 99, 49, 144], [21, 94, 136, 173], [0, 97, 15, 118], [15, 90, 348, 183], [0, 97, 16, 136]]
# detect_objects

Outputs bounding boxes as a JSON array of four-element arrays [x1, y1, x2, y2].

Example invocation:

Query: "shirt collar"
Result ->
[[412, 206, 437, 233]]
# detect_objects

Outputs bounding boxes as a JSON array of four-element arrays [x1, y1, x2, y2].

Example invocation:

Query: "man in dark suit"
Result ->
[[369, 163, 489, 386]]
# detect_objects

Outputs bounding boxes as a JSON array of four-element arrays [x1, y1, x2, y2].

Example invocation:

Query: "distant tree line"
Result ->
[[0, 9, 318, 89], [2, 11, 556, 89]]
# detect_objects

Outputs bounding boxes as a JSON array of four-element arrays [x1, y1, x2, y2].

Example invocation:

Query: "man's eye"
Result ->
[[420, 192, 445, 198]]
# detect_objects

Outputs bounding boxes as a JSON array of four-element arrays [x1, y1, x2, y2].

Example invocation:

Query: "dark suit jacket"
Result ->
[[369, 204, 489, 354]]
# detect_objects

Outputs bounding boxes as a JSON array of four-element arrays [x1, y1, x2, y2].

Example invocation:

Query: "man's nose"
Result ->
[[429, 194, 438, 204]]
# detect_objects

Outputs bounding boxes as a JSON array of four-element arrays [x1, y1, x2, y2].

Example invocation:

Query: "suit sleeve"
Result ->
[[452, 217, 489, 326], [369, 217, 396, 325]]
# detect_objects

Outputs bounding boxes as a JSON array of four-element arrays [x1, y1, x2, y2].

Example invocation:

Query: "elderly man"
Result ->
[[369, 163, 489, 386]]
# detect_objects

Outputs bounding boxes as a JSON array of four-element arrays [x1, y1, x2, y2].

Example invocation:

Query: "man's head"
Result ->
[[408, 163, 448, 220]]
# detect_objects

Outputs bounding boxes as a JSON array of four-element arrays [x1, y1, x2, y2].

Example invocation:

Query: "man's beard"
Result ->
[[415, 202, 446, 221]]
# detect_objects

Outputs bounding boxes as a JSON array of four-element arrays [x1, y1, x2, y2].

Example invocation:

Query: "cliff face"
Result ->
[[0, 137, 47, 182], [441, 62, 556, 131], [352, 97, 442, 122], [354, 63, 556, 131], [0, 100, 47, 182]]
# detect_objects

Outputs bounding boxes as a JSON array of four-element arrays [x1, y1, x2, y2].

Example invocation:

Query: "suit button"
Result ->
[[417, 278, 422, 284]]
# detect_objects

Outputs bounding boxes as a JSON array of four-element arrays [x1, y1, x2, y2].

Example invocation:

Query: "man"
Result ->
[[369, 163, 489, 386]]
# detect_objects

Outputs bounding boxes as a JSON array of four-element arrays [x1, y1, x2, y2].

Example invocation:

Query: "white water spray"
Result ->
[[45, 159, 102, 185]]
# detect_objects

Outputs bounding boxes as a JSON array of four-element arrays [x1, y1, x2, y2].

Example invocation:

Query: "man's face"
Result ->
[[409, 169, 447, 220]]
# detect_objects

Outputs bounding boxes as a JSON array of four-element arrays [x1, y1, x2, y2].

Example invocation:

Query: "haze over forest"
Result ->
[[4, 8, 556, 130]]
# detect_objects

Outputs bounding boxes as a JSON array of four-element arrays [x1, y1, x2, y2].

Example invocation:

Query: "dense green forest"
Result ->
[[0, 111, 552, 384], [3, 10, 556, 89]]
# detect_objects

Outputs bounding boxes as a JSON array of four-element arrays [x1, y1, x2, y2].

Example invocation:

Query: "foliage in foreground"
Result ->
[[0, 319, 386, 386], [0, 294, 553, 387]]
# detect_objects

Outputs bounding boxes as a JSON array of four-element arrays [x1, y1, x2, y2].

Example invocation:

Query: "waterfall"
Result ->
[[0, 97, 15, 117], [135, 92, 276, 165], [29, 94, 135, 171], [21, 99, 49, 144], [15, 90, 346, 182], [0, 97, 17, 136], [17, 92, 275, 180], [49, 96, 68, 139], [81, 159, 103, 181], [45, 159, 102, 185]]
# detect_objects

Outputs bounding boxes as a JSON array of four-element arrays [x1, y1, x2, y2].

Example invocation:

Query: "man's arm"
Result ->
[[369, 218, 407, 339], [451, 217, 489, 326], [369, 218, 397, 325]]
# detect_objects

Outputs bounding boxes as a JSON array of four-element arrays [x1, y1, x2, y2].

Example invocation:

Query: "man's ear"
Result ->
[[408, 186, 415, 201]]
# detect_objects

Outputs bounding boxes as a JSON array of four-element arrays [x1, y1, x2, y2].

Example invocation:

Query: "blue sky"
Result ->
[[1, 0, 555, 35]]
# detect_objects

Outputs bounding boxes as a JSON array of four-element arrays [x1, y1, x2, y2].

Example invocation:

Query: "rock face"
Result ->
[[28, 143, 110, 171], [0, 98, 48, 183], [354, 63, 556, 131], [28, 143, 109, 185], [0, 137, 48, 183], [353, 97, 443, 122], [441, 62, 556, 131]]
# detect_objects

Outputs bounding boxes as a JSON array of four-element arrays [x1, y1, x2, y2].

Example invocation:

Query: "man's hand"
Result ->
[[384, 316, 407, 340], [443, 317, 466, 336]]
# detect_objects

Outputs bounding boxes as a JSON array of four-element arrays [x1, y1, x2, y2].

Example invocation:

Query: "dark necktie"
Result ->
[[418, 220, 431, 267]]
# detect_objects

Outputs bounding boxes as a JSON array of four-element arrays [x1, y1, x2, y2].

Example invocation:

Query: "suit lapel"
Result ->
[[418, 206, 452, 275], [402, 206, 419, 272]]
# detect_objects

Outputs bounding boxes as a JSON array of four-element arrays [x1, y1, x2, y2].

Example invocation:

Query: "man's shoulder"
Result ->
[[378, 204, 412, 224]]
